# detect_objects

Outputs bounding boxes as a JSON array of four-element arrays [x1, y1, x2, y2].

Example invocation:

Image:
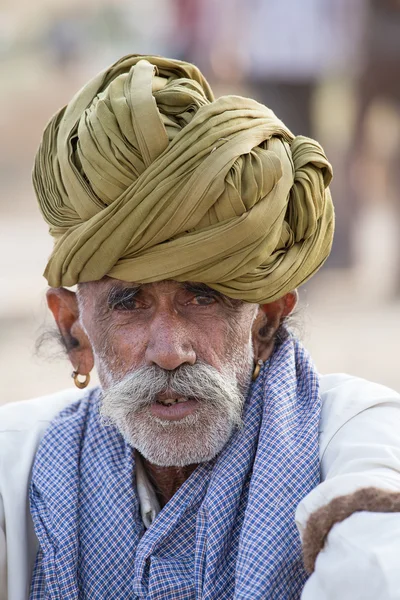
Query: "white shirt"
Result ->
[[1, 374, 400, 600]]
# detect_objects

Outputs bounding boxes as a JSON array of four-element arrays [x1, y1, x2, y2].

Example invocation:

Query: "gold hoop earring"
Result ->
[[72, 370, 91, 389], [252, 359, 263, 381]]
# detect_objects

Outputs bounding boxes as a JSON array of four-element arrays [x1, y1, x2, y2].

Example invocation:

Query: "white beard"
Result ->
[[99, 342, 254, 467]]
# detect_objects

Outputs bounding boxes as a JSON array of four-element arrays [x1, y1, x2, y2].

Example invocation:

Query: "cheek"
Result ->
[[225, 316, 254, 357], [194, 313, 253, 368], [89, 320, 148, 376], [192, 319, 227, 363]]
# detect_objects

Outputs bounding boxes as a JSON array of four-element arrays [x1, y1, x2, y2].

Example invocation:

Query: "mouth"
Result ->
[[150, 394, 199, 421], [156, 396, 190, 406]]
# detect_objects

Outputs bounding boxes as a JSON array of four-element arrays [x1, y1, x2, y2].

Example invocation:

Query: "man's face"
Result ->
[[76, 278, 258, 466]]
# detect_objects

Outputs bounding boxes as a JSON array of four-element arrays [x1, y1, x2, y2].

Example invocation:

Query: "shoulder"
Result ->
[[319, 372, 399, 406], [0, 389, 93, 600], [0, 388, 93, 475], [0, 387, 91, 434], [318, 373, 400, 457]]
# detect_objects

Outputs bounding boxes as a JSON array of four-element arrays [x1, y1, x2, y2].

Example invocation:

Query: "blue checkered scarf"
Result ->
[[29, 335, 320, 599]]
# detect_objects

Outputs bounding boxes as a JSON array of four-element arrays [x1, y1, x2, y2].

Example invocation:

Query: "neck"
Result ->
[[141, 456, 199, 506]]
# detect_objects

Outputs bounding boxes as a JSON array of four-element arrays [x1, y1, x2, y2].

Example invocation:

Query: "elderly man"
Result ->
[[1, 55, 400, 600]]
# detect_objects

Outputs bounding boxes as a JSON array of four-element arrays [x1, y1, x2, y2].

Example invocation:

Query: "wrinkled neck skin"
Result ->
[[143, 459, 199, 507]]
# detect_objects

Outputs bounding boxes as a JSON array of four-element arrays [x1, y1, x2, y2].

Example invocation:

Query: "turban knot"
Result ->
[[33, 54, 334, 303]]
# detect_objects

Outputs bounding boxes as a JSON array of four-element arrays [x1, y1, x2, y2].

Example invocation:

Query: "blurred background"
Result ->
[[1, 0, 400, 405]]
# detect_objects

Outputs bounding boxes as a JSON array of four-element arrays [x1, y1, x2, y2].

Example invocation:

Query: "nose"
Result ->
[[145, 313, 196, 371]]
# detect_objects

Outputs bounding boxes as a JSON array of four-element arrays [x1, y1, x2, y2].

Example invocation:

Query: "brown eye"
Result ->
[[191, 294, 217, 306], [113, 298, 143, 311]]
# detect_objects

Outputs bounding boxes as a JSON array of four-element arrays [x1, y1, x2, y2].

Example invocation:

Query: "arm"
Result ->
[[296, 376, 400, 600], [0, 495, 7, 600], [0, 390, 85, 600]]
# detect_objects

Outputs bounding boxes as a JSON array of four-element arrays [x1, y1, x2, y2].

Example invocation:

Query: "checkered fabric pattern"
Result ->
[[29, 334, 321, 599]]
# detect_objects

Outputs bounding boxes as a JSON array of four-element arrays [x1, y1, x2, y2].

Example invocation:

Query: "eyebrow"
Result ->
[[104, 281, 243, 309], [183, 282, 243, 309], [182, 282, 224, 298], [106, 284, 142, 307]]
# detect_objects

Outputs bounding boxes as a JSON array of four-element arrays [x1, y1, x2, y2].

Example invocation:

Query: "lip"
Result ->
[[150, 398, 199, 421]]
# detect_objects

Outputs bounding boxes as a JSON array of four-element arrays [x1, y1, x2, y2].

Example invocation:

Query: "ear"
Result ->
[[46, 287, 94, 376], [252, 291, 298, 362]]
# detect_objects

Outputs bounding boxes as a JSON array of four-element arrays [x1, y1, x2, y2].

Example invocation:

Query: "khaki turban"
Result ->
[[34, 54, 334, 303]]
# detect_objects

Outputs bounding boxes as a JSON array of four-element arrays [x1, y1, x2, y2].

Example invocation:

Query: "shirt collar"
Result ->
[[135, 451, 161, 528]]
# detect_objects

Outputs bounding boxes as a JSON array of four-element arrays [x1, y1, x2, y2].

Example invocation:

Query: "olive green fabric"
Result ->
[[33, 54, 334, 303]]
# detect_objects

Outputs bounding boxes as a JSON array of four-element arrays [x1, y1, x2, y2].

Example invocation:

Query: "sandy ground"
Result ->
[[1, 211, 399, 405]]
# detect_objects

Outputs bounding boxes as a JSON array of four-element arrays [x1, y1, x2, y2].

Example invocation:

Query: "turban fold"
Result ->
[[33, 54, 334, 303]]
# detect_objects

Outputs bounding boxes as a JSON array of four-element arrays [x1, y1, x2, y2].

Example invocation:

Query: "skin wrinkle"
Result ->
[[79, 278, 257, 385], [47, 278, 297, 503], [96, 285, 256, 400], [78, 287, 124, 387]]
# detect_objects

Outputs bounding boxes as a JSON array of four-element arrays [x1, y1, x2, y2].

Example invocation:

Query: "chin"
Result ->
[[120, 410, 238, 467]]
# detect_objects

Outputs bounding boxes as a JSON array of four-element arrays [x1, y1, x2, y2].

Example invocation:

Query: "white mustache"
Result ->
[[100, 362, 244, 416], [99, 361, 251, 466]]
